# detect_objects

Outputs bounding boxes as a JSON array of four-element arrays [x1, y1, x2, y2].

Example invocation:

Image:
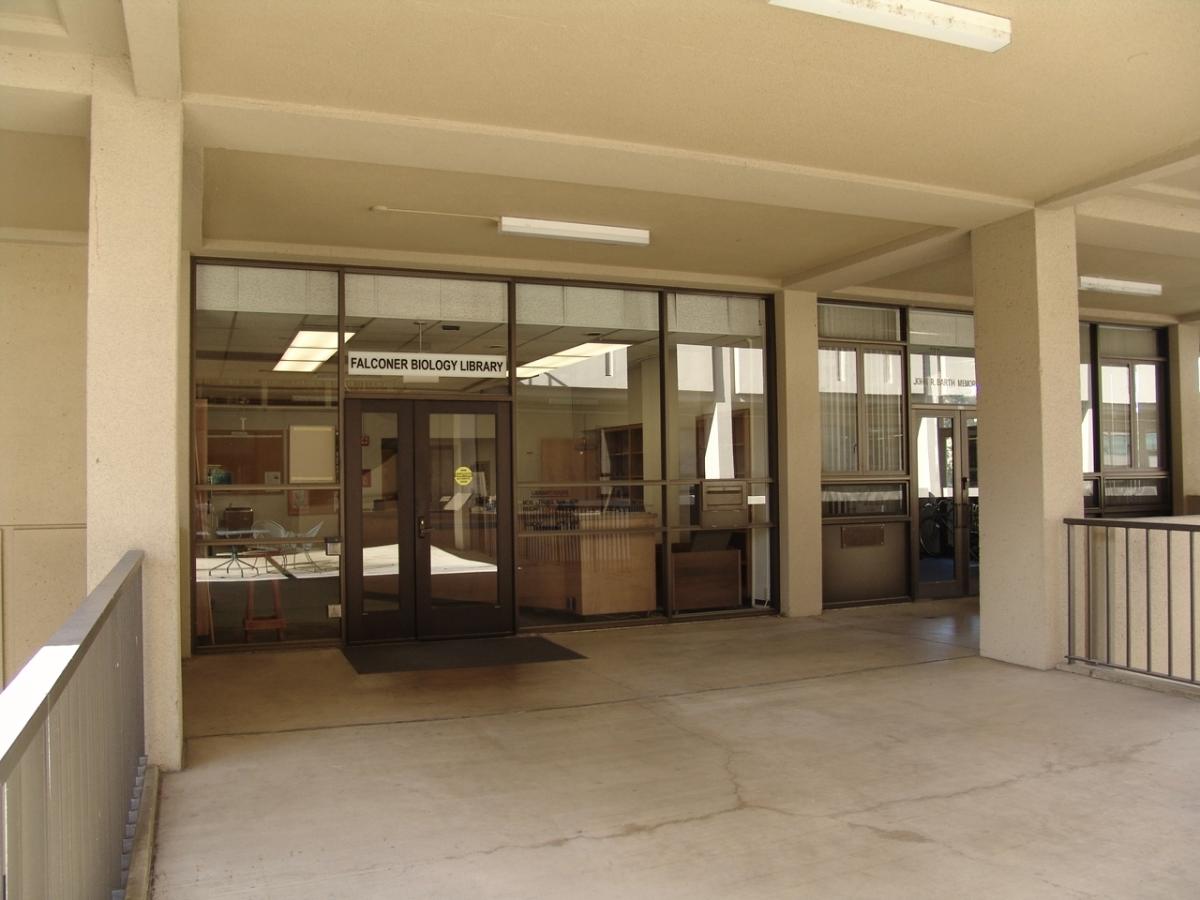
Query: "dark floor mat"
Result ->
[[341, 636, 585, 674]]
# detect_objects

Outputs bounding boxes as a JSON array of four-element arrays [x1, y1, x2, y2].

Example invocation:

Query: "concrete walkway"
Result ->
[[155, 601, 1200, 899]]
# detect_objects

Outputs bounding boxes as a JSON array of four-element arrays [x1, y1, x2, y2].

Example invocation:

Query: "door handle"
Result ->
[[417, 516, 429, 539]]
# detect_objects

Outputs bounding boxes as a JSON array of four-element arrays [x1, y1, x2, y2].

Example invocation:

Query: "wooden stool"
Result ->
[[244, 577, 285, 641]]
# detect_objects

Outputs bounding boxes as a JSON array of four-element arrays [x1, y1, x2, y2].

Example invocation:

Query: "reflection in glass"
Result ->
[[344, 274, 509, 394], [1133, 363, 1160, 469], [908, 350, 977, 405], [1105, 477, 1168, 509], [668, 484, 770, 527], [821, 483, 906, 518], [519, 485, 657, 527], [916, 416, 956, 584], [671, 528, 771, 612], [426, 413, 500, 609], [360, 412, 402, 614], [1097, 325, 1159, 358], [193, 547, 340, 646], [1101, 364, 1132, 467], [669, 294, 768, 480], [817, 303, 901, 342], [819, 347, 858, 472], [1080, 324, 1095, 473], [864, 350, 903, 471], [193, 264, 343, 647], [965, 416, 979, 578], [515, 285, 661, 486]]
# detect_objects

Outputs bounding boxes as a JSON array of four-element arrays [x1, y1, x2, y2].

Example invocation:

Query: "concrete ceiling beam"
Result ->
[[1039, 140, 1200, 210], [120, 0, 181, 101], [821, 285, 973, 309], [782, 227, 968, 292], [182, 94, 1030, 230]]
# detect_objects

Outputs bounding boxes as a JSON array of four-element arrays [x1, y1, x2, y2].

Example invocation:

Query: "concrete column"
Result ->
[[87, 89, 185, 769], [972, 208, 1082, 670], [775, 289, 822, 616], [1168, 324, 1200, 513]]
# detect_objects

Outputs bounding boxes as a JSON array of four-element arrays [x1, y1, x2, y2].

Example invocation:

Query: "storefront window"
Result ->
[[908, 310, 976, 405], [1081, 322, 1169, 516], [820, 347, 858, 473], [194, 264, 777, 642], [819, 345, 904, 474], [193, 263, 342, 645], [1080, 324, 1095, 473], [514, 284, 665, 624], [667, 293, 769, 480]]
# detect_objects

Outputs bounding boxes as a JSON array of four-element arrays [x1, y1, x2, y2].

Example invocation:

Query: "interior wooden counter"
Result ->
[[518, 511, 658, 615]]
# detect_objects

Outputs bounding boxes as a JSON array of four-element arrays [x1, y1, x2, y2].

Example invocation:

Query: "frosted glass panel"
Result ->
[[817, 302, 900, 342]]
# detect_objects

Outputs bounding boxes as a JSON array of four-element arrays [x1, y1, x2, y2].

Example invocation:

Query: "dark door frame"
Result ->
[[910, 407, 978, 599], [343, 397, 514, 642]]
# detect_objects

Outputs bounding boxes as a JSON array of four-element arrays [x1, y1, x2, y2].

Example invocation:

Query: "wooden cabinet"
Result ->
[[672, 547, 742, 611], [518, 511, 658, 615]]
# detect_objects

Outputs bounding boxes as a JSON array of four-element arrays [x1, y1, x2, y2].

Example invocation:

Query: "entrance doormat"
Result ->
[[341, 636, 585, 674]]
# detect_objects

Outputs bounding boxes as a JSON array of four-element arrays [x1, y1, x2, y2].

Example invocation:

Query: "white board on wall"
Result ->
[[288, 425, 336, 483]]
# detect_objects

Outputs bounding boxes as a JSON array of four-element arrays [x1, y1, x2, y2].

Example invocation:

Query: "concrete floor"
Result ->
[[155, 601, 1200, 899]]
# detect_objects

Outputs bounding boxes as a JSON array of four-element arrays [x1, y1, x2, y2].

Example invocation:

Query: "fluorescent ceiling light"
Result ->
[[1079, 276, 1163, 297], [767, 0, 1011, 53], [517, 342, 631, 379], [498, 217, 650, 247], [274, 330, 355, 372]]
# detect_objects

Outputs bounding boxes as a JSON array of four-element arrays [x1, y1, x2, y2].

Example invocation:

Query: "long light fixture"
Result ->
[[767, 0, 1011, 53], [517, 342, 631, 379], [1079, 276, 1163, 297], [274, 330, 356, 372], [498, 217, 650, 247]]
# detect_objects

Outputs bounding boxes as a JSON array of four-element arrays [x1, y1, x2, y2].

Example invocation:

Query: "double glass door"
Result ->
[[344, 400, 512, 641], [913, 410, 979, 598]]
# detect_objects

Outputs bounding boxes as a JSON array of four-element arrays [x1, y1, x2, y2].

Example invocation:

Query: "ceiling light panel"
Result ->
[[498, 217, 650, 246], [768, 0, 1012, 53], [1079, 276, 1163, 297]]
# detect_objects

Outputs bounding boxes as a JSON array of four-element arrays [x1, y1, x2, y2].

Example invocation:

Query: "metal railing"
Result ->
[[0, 551, 146, 899], [1065, 517, 1199, 686]]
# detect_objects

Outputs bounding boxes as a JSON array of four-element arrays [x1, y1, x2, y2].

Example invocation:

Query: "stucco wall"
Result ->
[[0, 241, 87, 682]]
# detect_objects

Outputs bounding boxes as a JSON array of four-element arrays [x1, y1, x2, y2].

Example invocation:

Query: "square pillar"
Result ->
[[775, 289, 823, 616], [1168, 324, 1200, 513], [87, 89, 185, 769], [972, 208, 1083, 669]]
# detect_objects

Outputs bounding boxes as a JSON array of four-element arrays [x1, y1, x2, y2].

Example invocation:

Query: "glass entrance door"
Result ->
[[913, 410, 979, 598], [345, 400, 513, 641]]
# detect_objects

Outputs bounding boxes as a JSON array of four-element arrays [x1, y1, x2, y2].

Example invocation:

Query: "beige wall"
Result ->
[[0, 241, 88, 682]]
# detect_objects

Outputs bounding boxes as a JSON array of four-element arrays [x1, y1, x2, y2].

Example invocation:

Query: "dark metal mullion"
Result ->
[[508, 281, 518, 633], [659, 290, 672, 618], [188, 259, 198, 653], [765, 293, 780, 613], [337, 269, 347, 643]]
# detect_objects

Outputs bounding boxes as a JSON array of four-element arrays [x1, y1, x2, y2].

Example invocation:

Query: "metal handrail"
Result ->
[[1063, 516, 1200, 534], [1064, 517, 1199, 688], [0, 550, 146, 898]]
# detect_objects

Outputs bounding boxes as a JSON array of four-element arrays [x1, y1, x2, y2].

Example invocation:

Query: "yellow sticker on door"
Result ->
[[454, 465, 473, 486]]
